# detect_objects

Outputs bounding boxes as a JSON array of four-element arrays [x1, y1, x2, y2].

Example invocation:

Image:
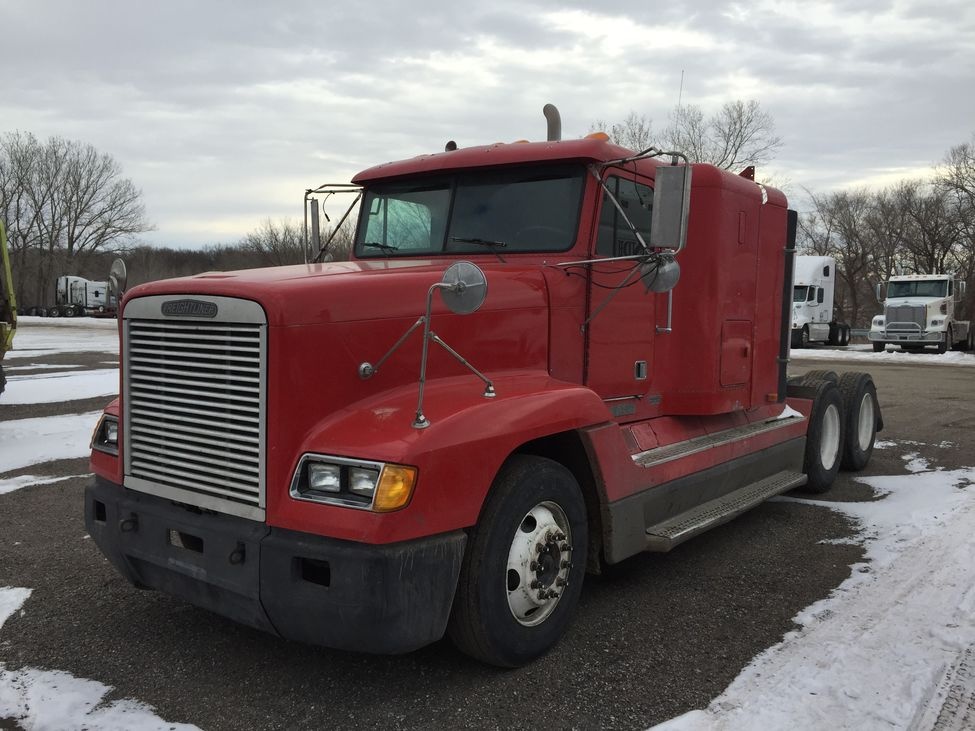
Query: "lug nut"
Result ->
[[536, 542, 546, 553], [538, 591, 547, 601], [530, 561, 538, 571], [530, 579, 541, 589], [561, 560, 572, 569], [556, 577, 567, 587], [555, 532, 566, 541], [560, 543, 571, 551]]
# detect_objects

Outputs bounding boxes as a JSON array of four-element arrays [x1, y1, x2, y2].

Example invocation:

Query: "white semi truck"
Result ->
[[50, 275, 115, 317], [869, 273, 972, 353], [791, 255, 850, 348]]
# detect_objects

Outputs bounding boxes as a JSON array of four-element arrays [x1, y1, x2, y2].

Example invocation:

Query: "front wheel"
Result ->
[[872, 342, 885, 352], [938, 329, 950, 354], [448, 455, 587, 667]]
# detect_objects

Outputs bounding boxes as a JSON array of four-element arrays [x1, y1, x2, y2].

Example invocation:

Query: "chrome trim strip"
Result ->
[[632, 414, 806, 468]]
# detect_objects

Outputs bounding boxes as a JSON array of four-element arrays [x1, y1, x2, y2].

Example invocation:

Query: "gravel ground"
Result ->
[[1, 334, 972, 730]]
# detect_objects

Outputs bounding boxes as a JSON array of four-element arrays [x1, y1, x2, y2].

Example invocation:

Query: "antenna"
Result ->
[[677, 69, 685, 108]]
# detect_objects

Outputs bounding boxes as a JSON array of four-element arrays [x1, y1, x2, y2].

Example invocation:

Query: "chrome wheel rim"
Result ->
[[506, 501, 572, 627]]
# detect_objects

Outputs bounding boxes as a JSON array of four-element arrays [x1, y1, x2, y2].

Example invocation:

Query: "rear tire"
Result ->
[[48, 306, 60, 317], [838, 372, 879, 471], [448, 455, 587, 667], [794, 380, 845, 494], [802, 369, 839, 384]]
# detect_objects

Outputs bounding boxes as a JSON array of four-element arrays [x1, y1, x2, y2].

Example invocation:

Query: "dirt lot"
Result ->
[[1, 332, 973, 730]]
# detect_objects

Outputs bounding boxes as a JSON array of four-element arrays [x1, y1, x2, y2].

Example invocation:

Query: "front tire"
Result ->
[[872, 342, 885, 352], [938, 329, 950, 354], [448, 455, 587, 667]]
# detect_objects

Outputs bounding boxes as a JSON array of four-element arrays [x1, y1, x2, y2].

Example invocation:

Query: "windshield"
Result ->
[[793, 286, 808, 303], [888, 280, 948, 298], [354, 165, 585, 257]]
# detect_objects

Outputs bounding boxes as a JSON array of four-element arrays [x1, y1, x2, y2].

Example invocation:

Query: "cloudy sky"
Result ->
[[4, 0, 974, 248]]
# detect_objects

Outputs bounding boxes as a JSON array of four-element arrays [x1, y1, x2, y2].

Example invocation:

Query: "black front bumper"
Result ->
[[85, 478, 466, 654]]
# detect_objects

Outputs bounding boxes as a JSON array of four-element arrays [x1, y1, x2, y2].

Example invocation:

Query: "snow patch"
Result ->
[[0, 588, 32, 631], [0, 474, 90, 496], [0, 412, 102, 473], [653, 462, 975, 730], [0, 588, 198, 730], [2, 369, 118, 405]]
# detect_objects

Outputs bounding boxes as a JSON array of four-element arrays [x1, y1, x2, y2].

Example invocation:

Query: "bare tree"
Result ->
[[0, 132, 152, 307], [240, 218, 305, 267], [591, 99, 782, 172], [589, 111, 654, 152], [665, 100, 782, 170]]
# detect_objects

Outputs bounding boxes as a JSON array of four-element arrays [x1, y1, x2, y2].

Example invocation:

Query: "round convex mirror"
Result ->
[[440, 261, 487, 315], [109, 258, 128, 298]]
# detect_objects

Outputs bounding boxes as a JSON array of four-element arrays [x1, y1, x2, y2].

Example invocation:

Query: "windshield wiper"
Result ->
[[450, 236, 507, 262], [362, 242, 399, 254], [450, 237, 507, 248]]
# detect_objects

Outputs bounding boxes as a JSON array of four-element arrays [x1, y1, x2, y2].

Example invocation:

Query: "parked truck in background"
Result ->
[[0, 220, 16, 395], [84, 106, 883, 667], [50, 275, 115, 317], [791, 255, 851, 348], [869, 273, 972, 353]]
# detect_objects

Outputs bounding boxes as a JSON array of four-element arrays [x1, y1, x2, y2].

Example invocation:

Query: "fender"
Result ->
[[269, 369, 613, 543]]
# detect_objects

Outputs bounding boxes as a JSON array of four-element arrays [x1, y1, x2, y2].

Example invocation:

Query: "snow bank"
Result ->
[[653, 460, 975, 730], [0, 587, 199, 731], [0, 412, 102, 473], [791, 346, 975, 367], [1, 368, 118, 405]]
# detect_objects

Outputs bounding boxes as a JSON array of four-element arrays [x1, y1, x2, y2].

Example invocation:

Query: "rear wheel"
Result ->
[[448, 455, 587, 667], [48, 306, 60, 317], [794, 380, 845, 494], [838, 372, 879, 471], [802, 369, 839, 384]]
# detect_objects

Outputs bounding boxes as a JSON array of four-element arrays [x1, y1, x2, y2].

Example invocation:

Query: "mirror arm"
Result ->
[[587, 166, 650, 253]]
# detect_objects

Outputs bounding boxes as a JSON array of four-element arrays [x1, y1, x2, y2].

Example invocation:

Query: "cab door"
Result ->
[[583, 172, 657, 410]]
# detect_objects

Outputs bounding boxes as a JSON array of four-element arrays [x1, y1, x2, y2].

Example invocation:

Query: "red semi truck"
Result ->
[[86, 108, 882, 667]]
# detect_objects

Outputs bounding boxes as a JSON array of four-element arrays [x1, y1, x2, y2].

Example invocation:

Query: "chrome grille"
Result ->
[[885, 304, 926, 332], [123, 296, 267, 521]]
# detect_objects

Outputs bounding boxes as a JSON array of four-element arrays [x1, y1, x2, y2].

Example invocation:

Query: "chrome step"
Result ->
[[645, 470, 807, 552]]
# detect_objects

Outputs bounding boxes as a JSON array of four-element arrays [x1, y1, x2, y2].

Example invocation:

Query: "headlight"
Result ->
[[90, 414, 119, 456], [872, 317, 885, 327], [291, 455, 417, 512], [308, 463, 341, 492], [930, 319, 943, 327]]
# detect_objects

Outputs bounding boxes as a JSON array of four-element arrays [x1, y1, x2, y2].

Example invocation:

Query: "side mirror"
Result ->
[[439, 261, 487, 314], [875, 282, 883, 303], [960, 281, 967, 297], [109, 259, 127, 300], [650, 165, 691, 252]]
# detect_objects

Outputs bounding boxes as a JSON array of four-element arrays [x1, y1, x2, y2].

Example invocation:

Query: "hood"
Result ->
[[122, 259, 550, 327]]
